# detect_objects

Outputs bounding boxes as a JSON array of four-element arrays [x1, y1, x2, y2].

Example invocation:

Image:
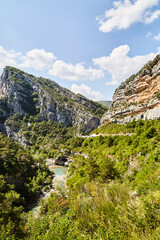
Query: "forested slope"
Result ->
[[0, 133, 52, 239], [27, 119, 160, 240]]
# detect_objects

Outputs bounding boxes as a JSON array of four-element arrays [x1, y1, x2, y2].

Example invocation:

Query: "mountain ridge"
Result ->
[[0, 66, 107, 144]]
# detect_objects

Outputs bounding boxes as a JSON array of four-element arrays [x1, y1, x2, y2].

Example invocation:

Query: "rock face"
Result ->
[[46, 150, 73, 167], [55, 156, 68, 166], [4, 124, 31, 147], [0, 66, 106, 144], [101, 54, 160, 123], [82, 117, 100, 134]]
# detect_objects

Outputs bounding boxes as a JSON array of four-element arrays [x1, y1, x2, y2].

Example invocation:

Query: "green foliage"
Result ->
[[0, 132, 52, 239], [27, 182, 160, 239], [6, 115, 77, 159], [26, 119, 160, 239], [93, 121, 135, 135], [1, 112, 160, 239], [0, 176, 24, 239]]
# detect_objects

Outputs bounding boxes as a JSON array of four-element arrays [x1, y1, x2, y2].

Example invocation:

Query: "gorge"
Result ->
[[0, 55, 160, 239]]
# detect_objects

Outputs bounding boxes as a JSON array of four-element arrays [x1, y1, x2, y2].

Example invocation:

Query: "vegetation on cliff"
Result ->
[[0, 66, 107, 126]]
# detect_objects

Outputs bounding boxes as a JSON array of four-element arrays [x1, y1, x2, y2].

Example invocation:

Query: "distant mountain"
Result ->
[[0, 66, 107, 143], [98, 101, 112, 108], [101, 54, 160, 124]]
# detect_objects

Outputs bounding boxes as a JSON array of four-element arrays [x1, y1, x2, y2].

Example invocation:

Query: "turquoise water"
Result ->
[[31, 166, 67, 215], [50, 166, 67, 176]]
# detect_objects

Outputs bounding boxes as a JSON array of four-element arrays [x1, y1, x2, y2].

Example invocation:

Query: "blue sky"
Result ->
[[0, 0, 160, 100]]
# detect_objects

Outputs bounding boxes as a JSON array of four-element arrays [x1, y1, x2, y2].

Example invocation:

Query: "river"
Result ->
[[49, 165, 67, 189], [32, 165, 67, 215]]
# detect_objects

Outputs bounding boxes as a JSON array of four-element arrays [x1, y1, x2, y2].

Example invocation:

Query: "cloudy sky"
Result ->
[[1, 0, 160, 100]]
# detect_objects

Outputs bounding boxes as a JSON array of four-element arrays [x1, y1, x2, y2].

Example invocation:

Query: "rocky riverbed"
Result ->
[[31, 164, 67, 216]]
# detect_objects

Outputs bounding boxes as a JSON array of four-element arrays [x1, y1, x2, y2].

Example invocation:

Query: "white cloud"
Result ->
[[96, 0, 159, 33], [105, 80, 119, 86], [0, 45, 158, 88], [49, 60, 104, 81], [154, 33, 160, 40], [71, 83, 104, 101], [0, 45, 104, 82], [145, 10, 160, 24], [19, 49, 57, 70], [93, 45, 157, 85], [0, 46, 21, 69]]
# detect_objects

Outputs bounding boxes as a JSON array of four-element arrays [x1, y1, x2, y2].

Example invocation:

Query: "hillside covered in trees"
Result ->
[[26, 119, 160, 240], [0, 118, 160, 239]]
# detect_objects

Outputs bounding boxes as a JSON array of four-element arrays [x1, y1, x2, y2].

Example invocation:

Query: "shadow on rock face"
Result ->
[[82, 117, 100, 134], [0, 124, 7, 134]]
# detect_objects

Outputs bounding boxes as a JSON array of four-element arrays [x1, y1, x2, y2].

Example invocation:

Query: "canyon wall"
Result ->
[[101, 54, 160, 124]]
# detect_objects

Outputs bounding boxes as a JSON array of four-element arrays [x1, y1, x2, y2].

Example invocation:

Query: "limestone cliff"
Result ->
[[101, 54, 160, 124], [0, 66, 107, 144]]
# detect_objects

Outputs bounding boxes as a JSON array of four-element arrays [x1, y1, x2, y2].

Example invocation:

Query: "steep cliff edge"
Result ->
[[101, 54, 160, 124], [0, 66, 107, 144]]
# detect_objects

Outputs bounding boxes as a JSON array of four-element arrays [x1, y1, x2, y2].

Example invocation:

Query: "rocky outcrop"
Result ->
[[101, 54, 160, 123], [55, 156, 68, 166], [4, 124, 31, 147], [46, 150, 73, 167], [0, 66, 107, 141], [82, 117, 100, 134]]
